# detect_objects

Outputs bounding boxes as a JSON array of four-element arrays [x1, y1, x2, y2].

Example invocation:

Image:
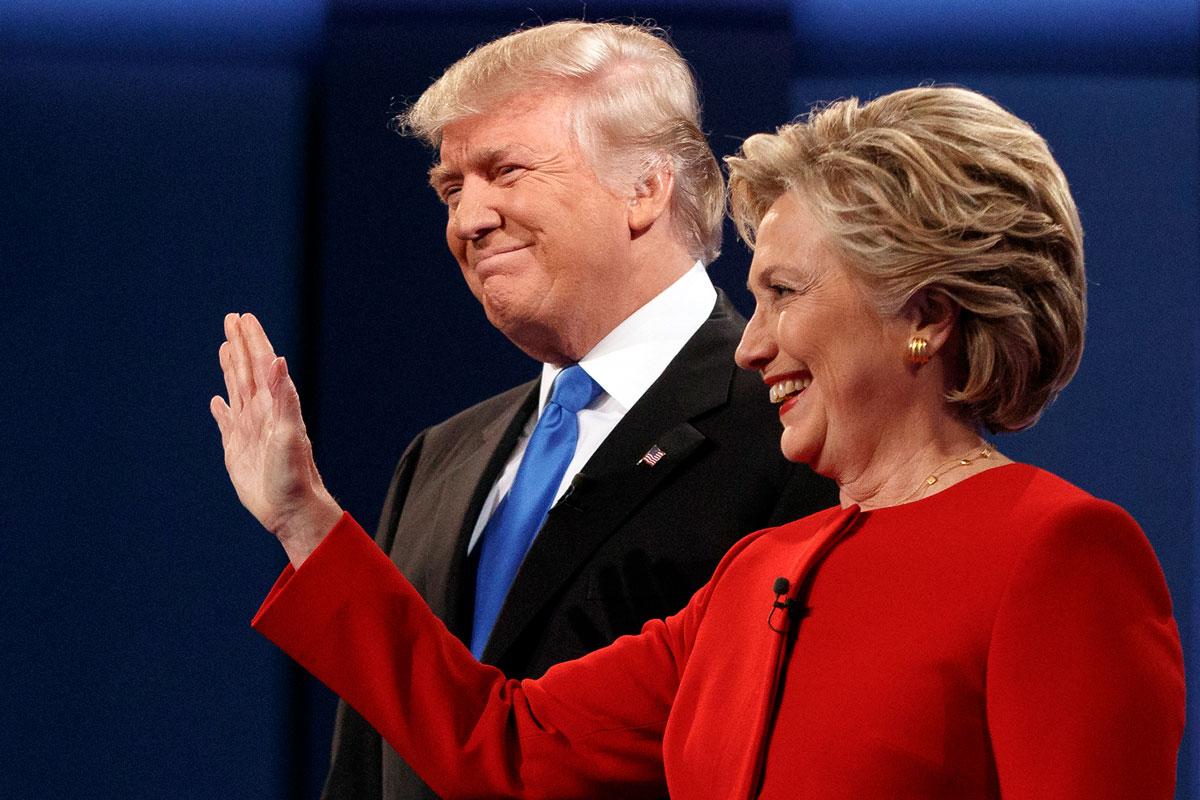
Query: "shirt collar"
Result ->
[[538, 262, 718, 413]]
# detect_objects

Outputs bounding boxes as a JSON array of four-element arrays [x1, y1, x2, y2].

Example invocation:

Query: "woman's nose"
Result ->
[[735, 309, 775, 373]]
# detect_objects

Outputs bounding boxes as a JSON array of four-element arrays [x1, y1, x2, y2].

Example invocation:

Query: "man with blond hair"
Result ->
[[319, 20, 835, 799]]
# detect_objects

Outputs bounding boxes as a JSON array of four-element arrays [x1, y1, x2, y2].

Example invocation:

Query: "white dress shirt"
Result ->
[[466, 262, 718, 553]]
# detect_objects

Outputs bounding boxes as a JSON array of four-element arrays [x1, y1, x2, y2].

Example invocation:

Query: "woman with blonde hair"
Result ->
[[213, 86, 1184, 798]]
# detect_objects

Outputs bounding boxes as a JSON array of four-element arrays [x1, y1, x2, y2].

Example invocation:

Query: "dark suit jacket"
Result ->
[[322, 293, 839, 799]]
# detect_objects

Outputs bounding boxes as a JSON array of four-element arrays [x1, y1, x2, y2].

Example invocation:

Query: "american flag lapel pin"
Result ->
[[638, 445, 666, 467]]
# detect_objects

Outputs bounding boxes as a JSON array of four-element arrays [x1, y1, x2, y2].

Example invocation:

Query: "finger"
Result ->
[[230, 314, 256, 407], [270, 356, 300, 416], [218, 341, 239, 412], [270, 356, 308, 439], [222, 314, 242, 410], [240, 313, 279, 394], [268, 355, 288, 393], [209, 395, 231, 442]]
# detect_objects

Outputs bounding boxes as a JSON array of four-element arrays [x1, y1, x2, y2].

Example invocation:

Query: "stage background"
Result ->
[[2, 1, 1196, 797]]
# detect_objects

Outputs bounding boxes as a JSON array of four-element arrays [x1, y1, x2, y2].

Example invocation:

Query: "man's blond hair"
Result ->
[[396, 20, 724, 265]]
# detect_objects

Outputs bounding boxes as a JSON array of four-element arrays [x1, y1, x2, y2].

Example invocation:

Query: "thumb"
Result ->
[[268, 355, 288, 392], [270, 356, 305, 427]]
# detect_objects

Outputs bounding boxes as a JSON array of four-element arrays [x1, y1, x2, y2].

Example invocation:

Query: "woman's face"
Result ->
[[735, 192, 916, 477]]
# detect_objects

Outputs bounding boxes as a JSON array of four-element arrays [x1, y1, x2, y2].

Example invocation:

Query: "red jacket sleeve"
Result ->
[[252, 513, 694, 799], [985, 497, 1185, 798]]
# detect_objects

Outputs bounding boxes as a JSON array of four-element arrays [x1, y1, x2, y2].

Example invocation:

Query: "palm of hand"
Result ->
[[211, 313, 341, 564]]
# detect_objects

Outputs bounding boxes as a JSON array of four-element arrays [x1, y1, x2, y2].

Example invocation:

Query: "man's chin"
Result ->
[[486, 309, 573, 365]]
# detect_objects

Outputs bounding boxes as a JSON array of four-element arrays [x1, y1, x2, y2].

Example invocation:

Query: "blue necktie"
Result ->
[[470, 364, 602, 659]]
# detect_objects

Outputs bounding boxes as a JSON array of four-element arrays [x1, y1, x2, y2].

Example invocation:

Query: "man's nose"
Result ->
[[735, 309, 775, 373], [451, 179, 502, 241]]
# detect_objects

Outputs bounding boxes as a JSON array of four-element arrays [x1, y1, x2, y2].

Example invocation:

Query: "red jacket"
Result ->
[[253, 464, 1184, 799]]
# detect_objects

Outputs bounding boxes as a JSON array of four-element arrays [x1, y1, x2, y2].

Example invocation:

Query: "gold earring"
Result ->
[[907, 336, 931, 365]]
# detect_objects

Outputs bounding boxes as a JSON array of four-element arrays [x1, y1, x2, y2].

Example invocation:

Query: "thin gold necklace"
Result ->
[[900, 442, 993, 504]]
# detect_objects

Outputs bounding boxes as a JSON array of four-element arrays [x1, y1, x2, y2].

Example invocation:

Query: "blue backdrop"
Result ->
[[2, 1, 1196, 798]]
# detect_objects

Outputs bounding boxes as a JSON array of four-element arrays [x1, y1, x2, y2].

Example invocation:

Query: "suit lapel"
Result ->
[[402, 381, 538, 632], [482, 294, 745, 664]]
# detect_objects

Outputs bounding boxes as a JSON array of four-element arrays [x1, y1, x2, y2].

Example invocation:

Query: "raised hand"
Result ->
[[210, 313, 342, 567]]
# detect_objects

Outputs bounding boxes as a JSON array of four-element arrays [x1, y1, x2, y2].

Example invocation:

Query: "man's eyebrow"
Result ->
[[428, 163, 458, 190], [428, 144, 538, 190]]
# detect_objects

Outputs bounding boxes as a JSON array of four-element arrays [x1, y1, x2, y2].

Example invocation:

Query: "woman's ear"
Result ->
[[627, 165, 675, 234], [904, 287, 959, 356]]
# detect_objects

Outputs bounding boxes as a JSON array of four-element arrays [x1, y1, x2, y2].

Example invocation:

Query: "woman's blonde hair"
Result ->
[[396, 20, 724, 265], [727, 86, 1086, 432]]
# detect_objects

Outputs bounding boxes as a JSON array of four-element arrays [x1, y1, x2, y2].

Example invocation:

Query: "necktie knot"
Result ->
[[549, 364, 601, 414]]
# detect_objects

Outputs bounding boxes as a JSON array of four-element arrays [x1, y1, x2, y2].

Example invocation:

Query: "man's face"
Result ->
[[431, 94, 636, 364]]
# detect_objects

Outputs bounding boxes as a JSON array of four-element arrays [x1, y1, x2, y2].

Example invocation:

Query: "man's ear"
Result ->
[[903, 287, 959, 356], [627, 165, 675, 234]]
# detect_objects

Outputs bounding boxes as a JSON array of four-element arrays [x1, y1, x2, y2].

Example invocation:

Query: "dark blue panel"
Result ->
[[0, 57, 308, 799], [792, 0, 1199, 76], [1195, 240, 1200, 798], [331, 0, 787, 21], [0, 0, 325, 63], [793, 72, 1199, 798]]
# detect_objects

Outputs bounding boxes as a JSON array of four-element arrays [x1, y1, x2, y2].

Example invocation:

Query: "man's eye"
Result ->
[[496, 164, 525, 179], [770, 284, 793, 297], [442, 186, 461, 205]]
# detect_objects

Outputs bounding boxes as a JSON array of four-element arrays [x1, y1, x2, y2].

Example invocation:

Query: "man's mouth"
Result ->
[[768, 376, 811, 405], [472, 244, 528, 274]]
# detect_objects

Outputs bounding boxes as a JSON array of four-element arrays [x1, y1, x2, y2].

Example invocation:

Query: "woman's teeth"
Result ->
[[769, 377, 811, 404]]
